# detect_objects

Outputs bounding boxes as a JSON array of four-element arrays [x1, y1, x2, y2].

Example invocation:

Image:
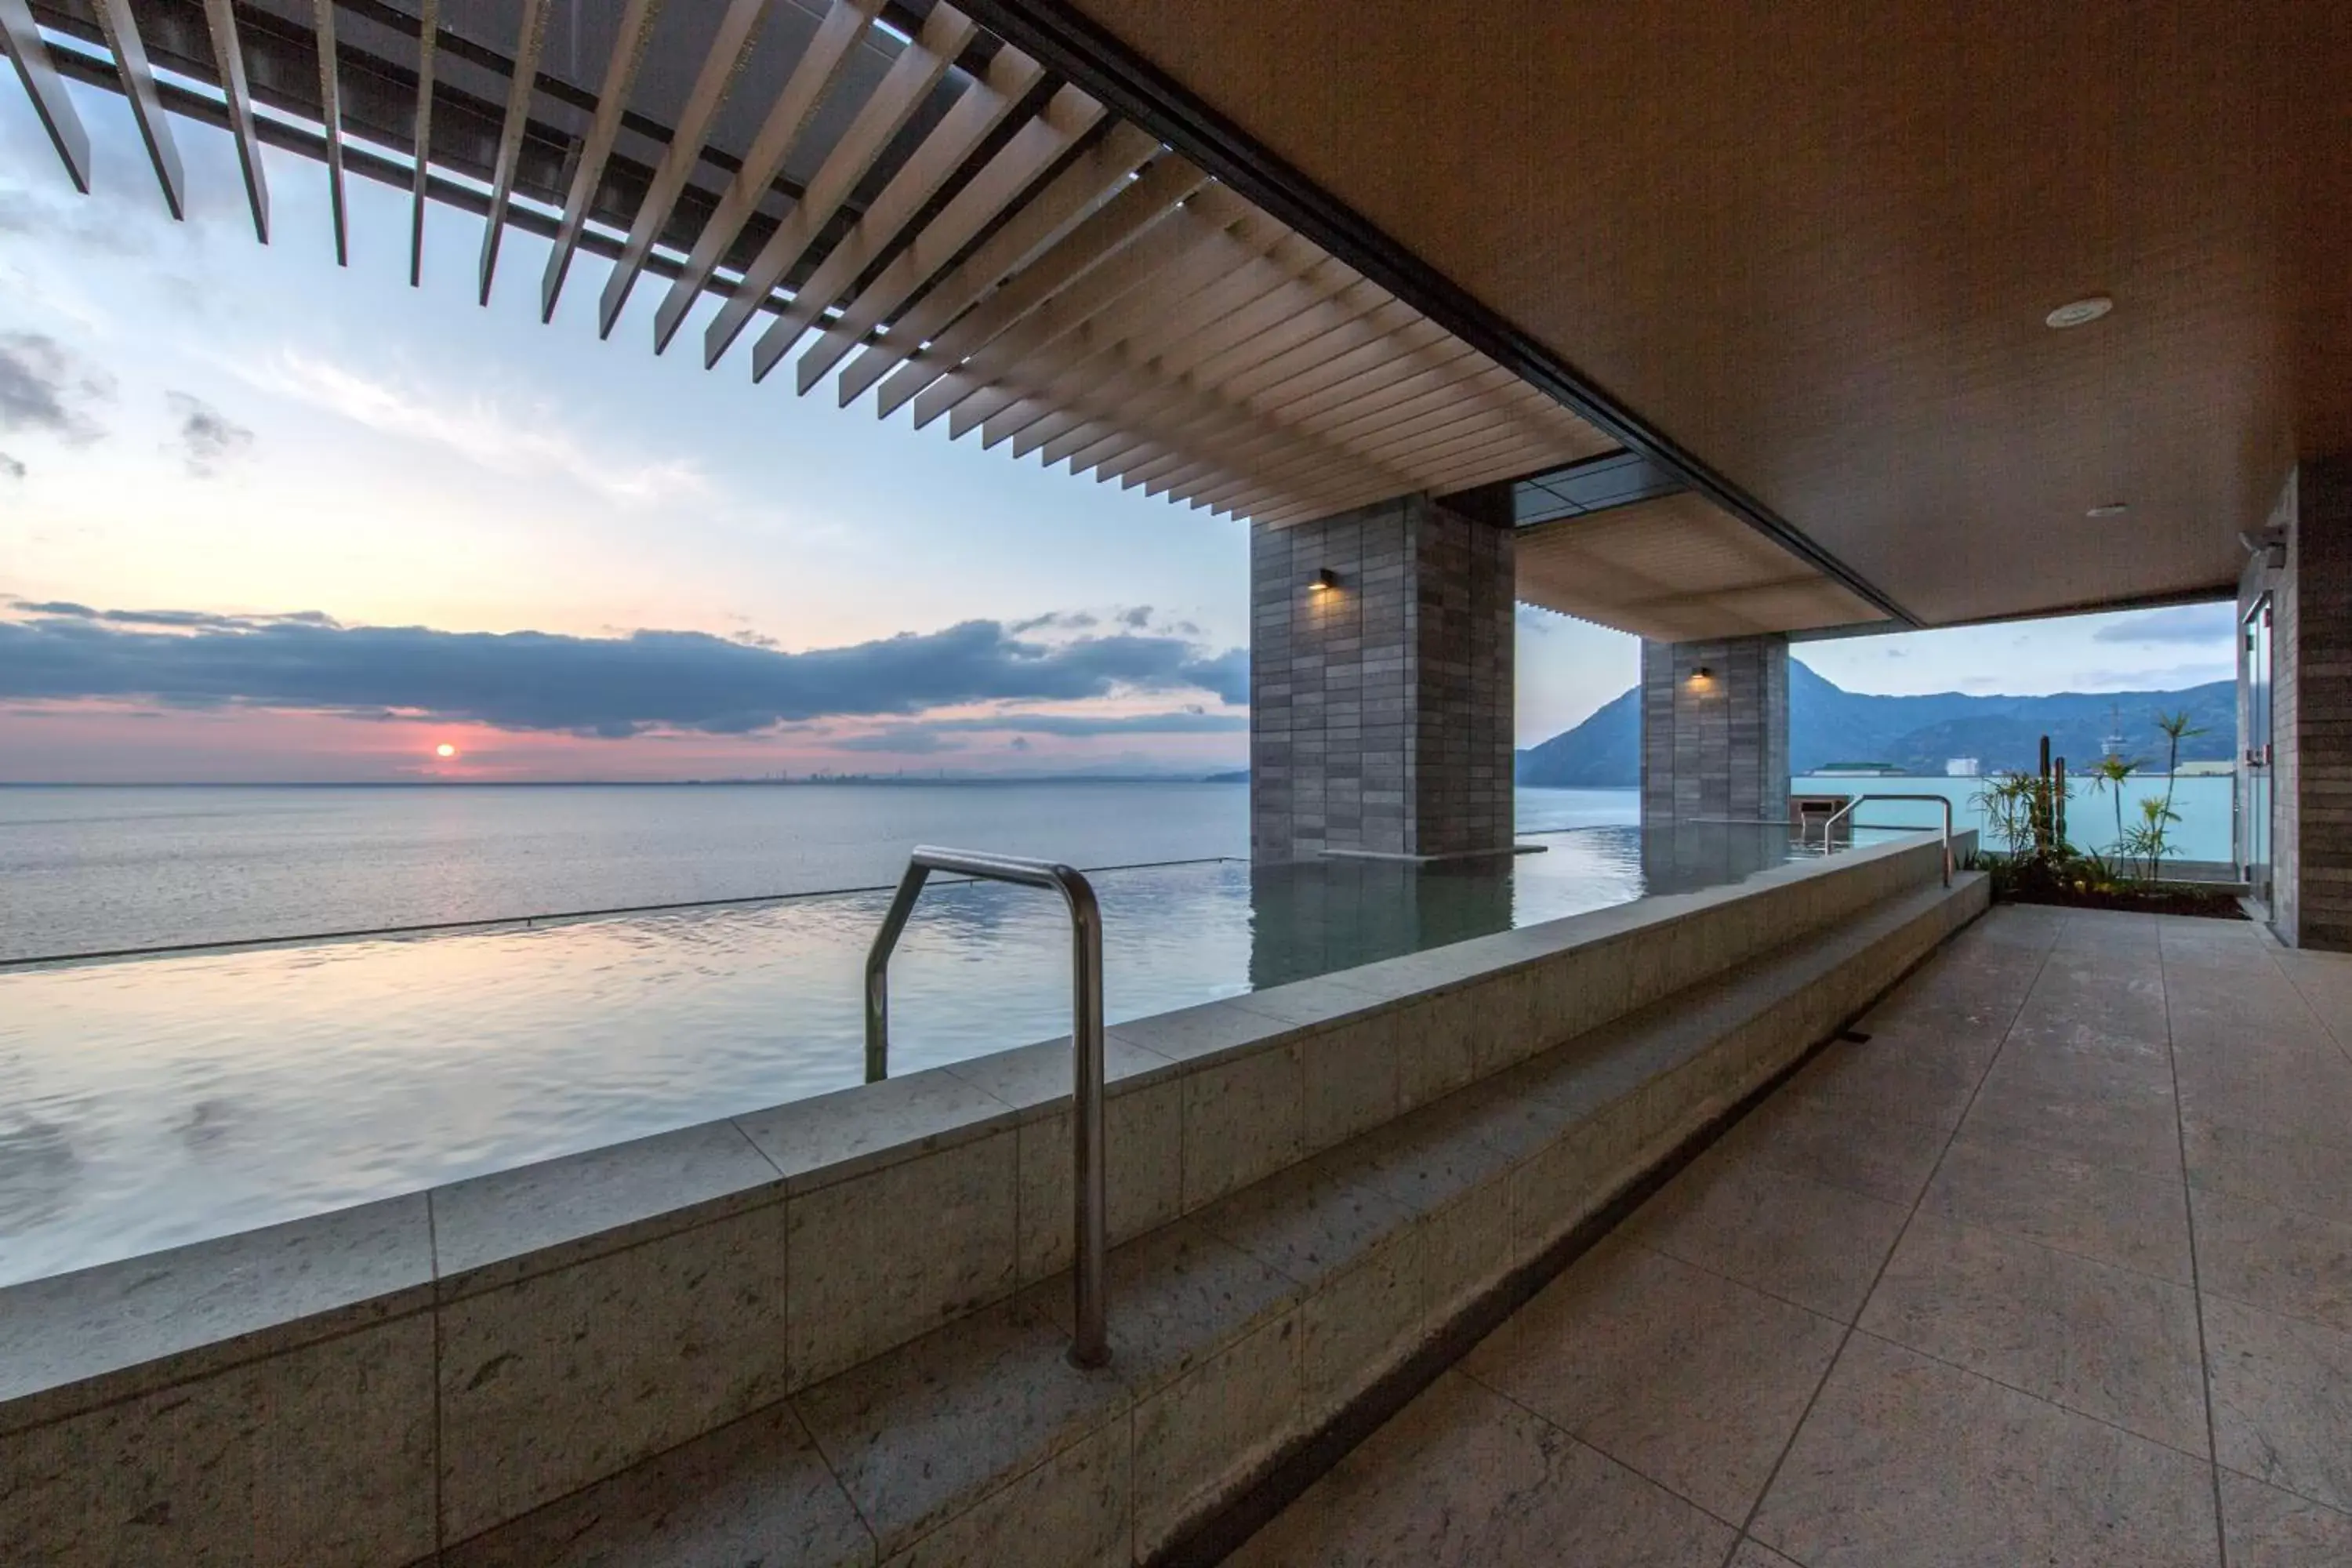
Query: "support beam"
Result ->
[[828, 123, 1159, 405], [540, 0, 662, 321], [870, 154, 1209, 417], [784, 80, 1102, 392], [649, 0, 877, 355], [0, 0, 89, 193], [694, 1, 971, 361], [90, 0, 183, 219], [407, 0, 436, 285], [477, 0, 552, 303], [600, 0, 775, 339], [201, 0, 267, 241], [750, 42, 1048, 382], [313, 0, 346, 264]]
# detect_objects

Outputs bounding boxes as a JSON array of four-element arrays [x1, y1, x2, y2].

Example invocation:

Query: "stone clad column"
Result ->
[[2248, 454, 2352, 949], [1250, 488, 1515, 862], [1639, 634, 1790, 826]]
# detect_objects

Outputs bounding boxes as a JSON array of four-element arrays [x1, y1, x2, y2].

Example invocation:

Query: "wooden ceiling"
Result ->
[[1518, 493, 1881, 642], [1060, 0, 2350, 627]]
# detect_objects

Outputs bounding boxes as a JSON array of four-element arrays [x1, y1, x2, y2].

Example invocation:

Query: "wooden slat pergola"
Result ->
[[0, 0, 1888, 638]]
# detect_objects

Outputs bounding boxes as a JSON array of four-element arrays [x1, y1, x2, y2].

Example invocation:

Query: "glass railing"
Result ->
[[1792, 771, 2237, 866]]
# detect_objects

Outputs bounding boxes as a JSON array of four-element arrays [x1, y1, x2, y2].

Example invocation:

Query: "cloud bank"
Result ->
[[0, 604, 1248, 738]]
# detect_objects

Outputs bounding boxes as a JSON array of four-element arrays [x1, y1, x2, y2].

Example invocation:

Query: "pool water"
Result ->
[[0, 823, 1830, 1287]]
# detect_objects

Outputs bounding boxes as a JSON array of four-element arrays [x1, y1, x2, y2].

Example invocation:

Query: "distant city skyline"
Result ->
[[0, 82, 2234, 782]]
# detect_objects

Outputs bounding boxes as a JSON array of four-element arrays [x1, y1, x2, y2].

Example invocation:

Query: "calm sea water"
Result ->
[[0, 782, 1641, 961], [0, 782, 1675, 1284]]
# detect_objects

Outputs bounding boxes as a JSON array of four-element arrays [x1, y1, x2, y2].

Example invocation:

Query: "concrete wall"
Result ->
[[1639, 633, 1791, 826], [1250, 491, 1514, 861], [2244, 457, 2352, 949]]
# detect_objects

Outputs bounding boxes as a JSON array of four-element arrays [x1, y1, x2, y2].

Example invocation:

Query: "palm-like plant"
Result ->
[[2152, 710, 2208, 837], [2124, 793, 2183, 880], [2087, 755, 2142, 854]]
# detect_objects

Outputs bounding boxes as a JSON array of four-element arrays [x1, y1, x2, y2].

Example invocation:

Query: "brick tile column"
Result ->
[[1250, 490, 1515, 862], [1639, 634, 1790, 826]]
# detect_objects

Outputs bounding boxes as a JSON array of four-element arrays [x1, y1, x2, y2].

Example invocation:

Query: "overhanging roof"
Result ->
[[1015, 0, 2350, 629], [1516, 492, 1882, 642]]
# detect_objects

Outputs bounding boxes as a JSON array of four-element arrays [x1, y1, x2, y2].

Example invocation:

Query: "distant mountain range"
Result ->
[[1516, 661, 2236, 789]]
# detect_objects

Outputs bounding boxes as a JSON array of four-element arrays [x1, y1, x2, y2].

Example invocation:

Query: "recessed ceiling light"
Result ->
[[2045, 296, 2114, 328], [2085, 502, 2130, 518]]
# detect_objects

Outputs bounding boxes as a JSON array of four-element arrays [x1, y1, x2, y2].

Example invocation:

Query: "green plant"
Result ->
[[1971, 768, 2076, 861], [2151, 709, 2208, 846], [2086, 755, 2143, 854], [2122, 793, 2183, 880]]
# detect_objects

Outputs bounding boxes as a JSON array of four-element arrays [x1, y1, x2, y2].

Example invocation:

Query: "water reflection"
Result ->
[[0, 823, 1823, 1287]]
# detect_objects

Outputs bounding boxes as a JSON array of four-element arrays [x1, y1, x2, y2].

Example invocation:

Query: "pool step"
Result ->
[[438, 870, 1987, 1566]]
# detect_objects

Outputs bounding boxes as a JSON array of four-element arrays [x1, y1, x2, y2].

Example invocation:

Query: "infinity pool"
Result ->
[[0, 824, 1842, 1286]]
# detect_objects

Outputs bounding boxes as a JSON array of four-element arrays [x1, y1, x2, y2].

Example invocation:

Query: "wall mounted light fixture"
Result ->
[[1691, 665, 1714, 681], [1309, 568, 1339, 593]]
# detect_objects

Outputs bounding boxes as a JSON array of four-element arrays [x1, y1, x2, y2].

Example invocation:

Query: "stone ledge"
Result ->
[[437, 870, 1987, 1568]]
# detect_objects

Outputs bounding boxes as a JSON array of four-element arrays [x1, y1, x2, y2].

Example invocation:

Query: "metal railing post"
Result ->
[[862, 846, 1109, 1369], [1815, 793, 1955, 887]]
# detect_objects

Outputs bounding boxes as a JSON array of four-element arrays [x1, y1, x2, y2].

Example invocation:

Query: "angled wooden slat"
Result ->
[[599, 0, 775, 339], [964, 210, 1290, 445], [90, 0, 183, 220], [1410, 426, 1595, 487], [1179, 278, 1390, 395], [408, 0, 437, 285], [540, 0, 664, 321], [1271, 342, 1490, 433], [1215, 299, 1425, 406], [1303, 361, 1519, 448], [693, 2, 972, 361], [982, 216, 1307, 459], [1246, 316, 1454, 412], [908, 189, 1243, 430], [1007, 234, 1327, 459], [1122, 314, 1445, 499], [477, 0, 554, 303], [1176, 348, 1498, 485], [1084, 321, 1403, 492], [1280, 347, 1559, 449], [1076, 345, 1421, 508], [750, 45, 1051, 382], [314, 0, 346, 263], [201, 0, 267, 240], [1044, 253, 1362, 471], [871, 156, 1211, 417], [648, 0, 877, 354], [784, 80, 1102, 392], [829, 123, 1159, 406], [0, 0, 90, 193], [1196, 397, 1548, 513], [1236, 419, 1568, 519]]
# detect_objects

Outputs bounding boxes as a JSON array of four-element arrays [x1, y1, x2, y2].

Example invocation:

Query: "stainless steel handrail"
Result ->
[[865, 846, 1109, 1369], [1815, 793, 1955, 887]]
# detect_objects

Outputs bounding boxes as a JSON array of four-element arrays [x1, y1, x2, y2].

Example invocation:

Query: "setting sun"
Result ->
[[434, 743, 458, 759]]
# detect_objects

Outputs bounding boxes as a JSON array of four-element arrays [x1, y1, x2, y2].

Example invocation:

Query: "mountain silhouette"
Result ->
[[1516, 660, 2235, 787]]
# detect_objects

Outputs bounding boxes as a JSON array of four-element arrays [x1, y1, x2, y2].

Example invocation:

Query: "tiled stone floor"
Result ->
[[1226, 906, 2352, 1566]]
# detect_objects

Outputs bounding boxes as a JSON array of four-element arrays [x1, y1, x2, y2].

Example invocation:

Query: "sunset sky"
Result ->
[[0, 78, 2235, 783]]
